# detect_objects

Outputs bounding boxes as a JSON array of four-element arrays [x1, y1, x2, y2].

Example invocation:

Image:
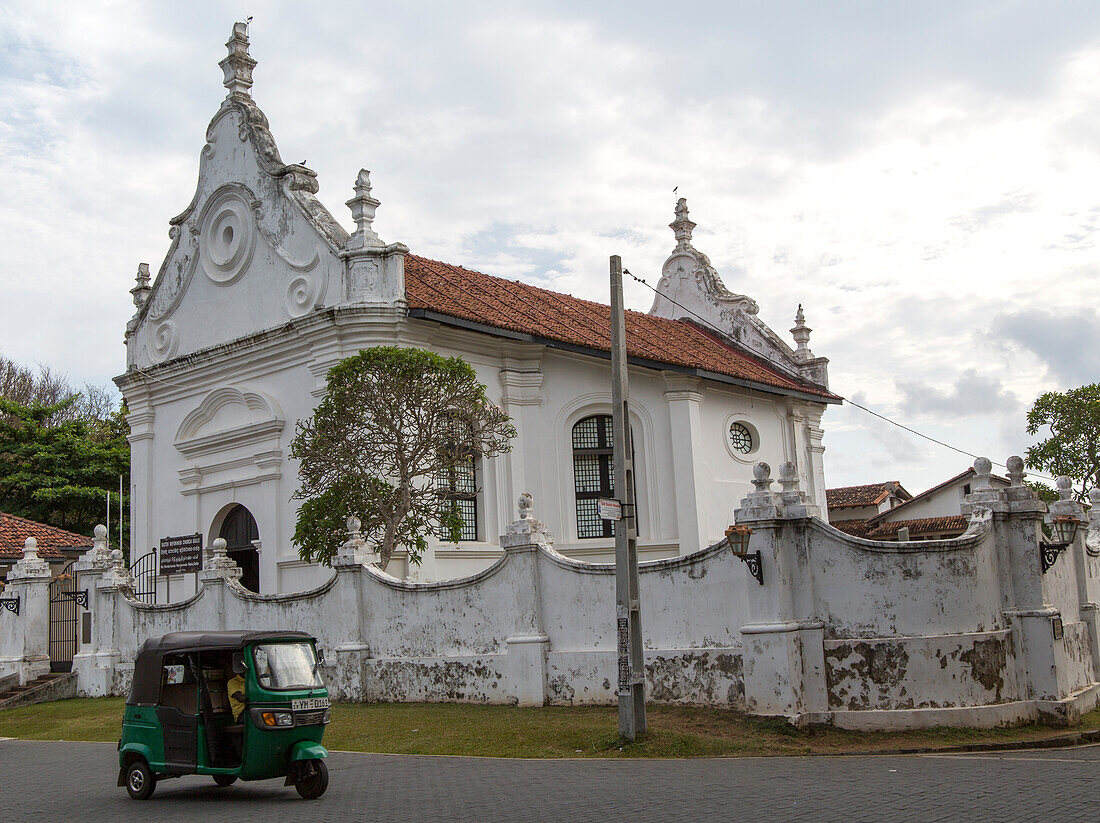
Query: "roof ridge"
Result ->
[[404, 254, 837, 400]]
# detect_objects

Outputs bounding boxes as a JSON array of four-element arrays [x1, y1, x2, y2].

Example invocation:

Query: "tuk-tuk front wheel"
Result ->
[[125, 759, 156, 800], [294, 759, 328, 800]]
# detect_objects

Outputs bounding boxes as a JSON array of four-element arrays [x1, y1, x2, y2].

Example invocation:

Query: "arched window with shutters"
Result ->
[[572, 414, 625, 539]]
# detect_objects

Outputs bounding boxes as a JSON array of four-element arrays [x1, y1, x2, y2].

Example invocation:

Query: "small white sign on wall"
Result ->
[[598, 498, 622, 521]]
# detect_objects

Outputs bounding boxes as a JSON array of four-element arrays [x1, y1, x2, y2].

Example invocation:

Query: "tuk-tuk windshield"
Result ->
[[251, 642, 323, 690]]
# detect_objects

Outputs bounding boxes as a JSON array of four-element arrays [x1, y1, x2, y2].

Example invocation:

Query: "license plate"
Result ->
[[292, 697, 331, 711]]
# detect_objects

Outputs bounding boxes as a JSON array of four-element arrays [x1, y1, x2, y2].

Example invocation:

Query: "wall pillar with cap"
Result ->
[[199, 538, 242, 631], [736, 462, 828, 722], [985, 457, 1099, 720], [0, 539, 53, 684]]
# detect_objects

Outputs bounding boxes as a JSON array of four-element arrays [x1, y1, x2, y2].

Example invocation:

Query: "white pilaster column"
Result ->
[[499, 347, 544, 540], [125, 393, 155, 562], [663, 374, 707, 554]]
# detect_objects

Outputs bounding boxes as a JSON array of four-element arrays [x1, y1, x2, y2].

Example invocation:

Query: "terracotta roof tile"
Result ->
[[0, 512, 91, 561], [866, 516, 969, 539], [404, 255, 837, 400], [830, 519, 873, 538], [826, 482, 910, 509]]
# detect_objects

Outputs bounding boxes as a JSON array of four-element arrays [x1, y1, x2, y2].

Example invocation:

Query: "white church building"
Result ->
[[116, 23, 839, 594]]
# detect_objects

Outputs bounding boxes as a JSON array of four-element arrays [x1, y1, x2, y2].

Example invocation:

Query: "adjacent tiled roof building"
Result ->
[[0, 512, 90, 562], [826, 481, 911, 510]]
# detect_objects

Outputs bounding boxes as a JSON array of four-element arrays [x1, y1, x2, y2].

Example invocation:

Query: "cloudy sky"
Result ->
[[2, 1, 1098, 494]]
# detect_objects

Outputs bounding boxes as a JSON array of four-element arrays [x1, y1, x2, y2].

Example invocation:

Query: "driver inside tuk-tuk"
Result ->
[[226, 654, 247, 722]]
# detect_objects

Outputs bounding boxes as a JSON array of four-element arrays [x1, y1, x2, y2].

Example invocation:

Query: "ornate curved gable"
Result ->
[[125, 22, 349, 370], [648, 198, 830, 389]]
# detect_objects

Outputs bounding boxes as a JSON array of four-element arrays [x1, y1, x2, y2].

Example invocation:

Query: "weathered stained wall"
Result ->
[[65, 526, 746, 709]]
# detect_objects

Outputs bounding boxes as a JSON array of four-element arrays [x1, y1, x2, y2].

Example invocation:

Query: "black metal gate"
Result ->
[[49, 561, 85, 673], [129, 552, 158, 604]]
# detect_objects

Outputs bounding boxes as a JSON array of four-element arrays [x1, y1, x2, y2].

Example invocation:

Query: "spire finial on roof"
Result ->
[[790, 303, 813, 359], [670, 197, 696, 250], [220, 19, 257, 97], [130, 262, 151, 308], [345, 169, 384, 250]]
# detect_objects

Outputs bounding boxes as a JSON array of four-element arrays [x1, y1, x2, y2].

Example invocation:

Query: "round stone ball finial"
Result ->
[[1089, 486, 1100, 506], [212, 537, 228, 555], [346, 515, 362, 534], [1005, 455, 1025, 484], [518, 492, 533, 520], [752, 462, 772, 493], [94, 524, 108, 539], [974, 456, 992, 477], [1056, 476, 1073, 500]]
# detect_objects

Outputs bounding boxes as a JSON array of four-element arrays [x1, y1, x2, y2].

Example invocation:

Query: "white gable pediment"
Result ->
[[126, 92, 350, 369]]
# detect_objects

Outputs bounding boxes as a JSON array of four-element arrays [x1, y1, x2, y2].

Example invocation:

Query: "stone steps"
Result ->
[[0, 672, 77, 710]]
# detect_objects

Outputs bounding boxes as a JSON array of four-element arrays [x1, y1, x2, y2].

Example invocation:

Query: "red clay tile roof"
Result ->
[[830, 519, 873, 538], [404, 255, 838, 400], [865, 468, 1009, 524], [0, 512, 91, 561], [826, 481, 911, 510], [865, 516, 969, 540]]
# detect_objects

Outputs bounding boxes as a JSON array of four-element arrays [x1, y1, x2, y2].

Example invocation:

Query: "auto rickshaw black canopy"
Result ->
[[127, 630, 316, 706]]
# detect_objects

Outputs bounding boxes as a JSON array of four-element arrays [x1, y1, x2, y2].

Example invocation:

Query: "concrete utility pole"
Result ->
[[610, 254, 646, 741]]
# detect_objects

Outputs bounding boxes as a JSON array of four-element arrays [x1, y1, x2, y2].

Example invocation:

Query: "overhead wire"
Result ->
[[621, 268, 1056, 483]]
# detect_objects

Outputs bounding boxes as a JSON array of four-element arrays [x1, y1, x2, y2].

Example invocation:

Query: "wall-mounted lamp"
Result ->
[[1040, 515, 1082, 574], [725, 525, 762, 585]]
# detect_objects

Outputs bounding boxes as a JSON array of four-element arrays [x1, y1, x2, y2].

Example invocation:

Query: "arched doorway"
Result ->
[[218, 504, 260, 592]]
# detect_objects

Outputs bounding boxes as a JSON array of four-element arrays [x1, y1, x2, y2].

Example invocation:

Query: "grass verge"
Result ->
[[3, 698, 1099, 758]]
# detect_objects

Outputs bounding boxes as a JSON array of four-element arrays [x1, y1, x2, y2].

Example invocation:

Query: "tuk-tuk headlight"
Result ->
[[260, 711, 294, 728]]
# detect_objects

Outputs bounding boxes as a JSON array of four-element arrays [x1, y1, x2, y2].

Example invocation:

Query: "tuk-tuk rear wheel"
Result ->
[[213, 774, 238, 787], [294, 759, 328, 800], [125, 760, 156, 800]]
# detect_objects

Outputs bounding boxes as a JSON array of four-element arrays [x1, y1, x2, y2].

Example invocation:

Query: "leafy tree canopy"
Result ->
[[291, 347, 516, 569], [1025, 383, 1100, 501], [0, 396, 130, 546]]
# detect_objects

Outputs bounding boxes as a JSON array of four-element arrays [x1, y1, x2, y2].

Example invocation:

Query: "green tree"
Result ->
[[1025, 383, 1100, 501], [0, 396, 130, 546], [291, 347, 516, 569]]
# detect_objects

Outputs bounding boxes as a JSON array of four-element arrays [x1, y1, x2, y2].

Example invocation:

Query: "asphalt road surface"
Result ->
[[1, 737, 1097, 822]]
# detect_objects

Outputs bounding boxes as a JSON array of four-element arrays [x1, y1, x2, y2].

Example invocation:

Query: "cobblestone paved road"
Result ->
[[1, 738, 1097, 822]]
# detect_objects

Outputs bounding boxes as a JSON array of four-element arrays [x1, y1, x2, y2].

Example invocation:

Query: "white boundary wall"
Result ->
[[4, 459, 1100, 731]]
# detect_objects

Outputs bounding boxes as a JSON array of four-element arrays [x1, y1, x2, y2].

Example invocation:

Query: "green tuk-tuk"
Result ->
[[118, 630, 331, 800]]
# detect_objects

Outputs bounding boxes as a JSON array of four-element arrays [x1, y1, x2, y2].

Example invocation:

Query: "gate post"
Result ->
[[73, 525, 118, 696], [1, 538, 53, 685]]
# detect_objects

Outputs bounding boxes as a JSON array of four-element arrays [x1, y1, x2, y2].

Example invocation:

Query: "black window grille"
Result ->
[[436, 418, 479, 542], [573, 415, 617, 539]]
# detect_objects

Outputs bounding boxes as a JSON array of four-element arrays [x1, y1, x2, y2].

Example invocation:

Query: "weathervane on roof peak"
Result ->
[[670, 196, 696, 250], [220, 18, 257, 97]]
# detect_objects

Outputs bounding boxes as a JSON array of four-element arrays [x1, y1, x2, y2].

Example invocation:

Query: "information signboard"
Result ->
[[159, 533, 204, 575], [598, 497, 622, 521]]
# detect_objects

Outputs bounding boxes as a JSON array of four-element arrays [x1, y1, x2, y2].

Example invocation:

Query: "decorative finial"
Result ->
[[670, 197, 696, 250], [1005, 456, 1025, 487], [1056, 476, 1073, 501], [973, 457, 993, 490], [220, 20, 257, 97], [130, 263, 151, 308], [518, 492, 533, 520], [345, 169, 383, 250], [752, 462, 773, 493], [790, 303, 813, 357], [23, 537, 38, 562]]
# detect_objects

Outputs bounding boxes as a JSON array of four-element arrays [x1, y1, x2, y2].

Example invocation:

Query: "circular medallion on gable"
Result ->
[[199, 188, 256, 285], [150, 320, 178, 363], [285, 275, 319, 318]]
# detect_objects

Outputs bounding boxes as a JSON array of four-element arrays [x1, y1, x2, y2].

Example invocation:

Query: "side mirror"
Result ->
[[316, 648, 326, 665]]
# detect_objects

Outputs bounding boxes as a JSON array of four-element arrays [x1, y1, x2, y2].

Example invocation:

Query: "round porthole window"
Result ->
[[728, 422, 753, 454]]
